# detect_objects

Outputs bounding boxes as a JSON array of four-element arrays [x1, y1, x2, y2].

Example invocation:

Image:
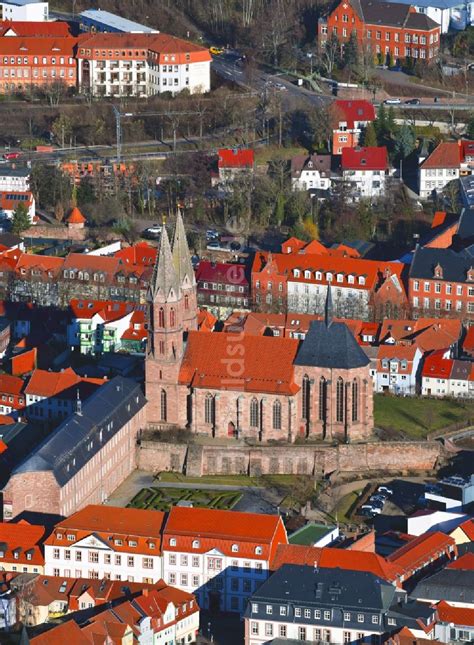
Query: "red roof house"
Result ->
[[341, 146, 389, 171]]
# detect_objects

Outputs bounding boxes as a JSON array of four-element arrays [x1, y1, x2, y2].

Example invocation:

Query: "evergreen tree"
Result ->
[[11, 202, 31, 235], [394, 124, 416, 159], [343, 33, 358, 70], [387, 106, 397, 136], [375, 103, 387, 139], [362, 122, 378, 147]]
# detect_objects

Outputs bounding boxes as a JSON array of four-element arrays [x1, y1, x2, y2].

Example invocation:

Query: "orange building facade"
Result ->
[[318, 0, 441, 65]]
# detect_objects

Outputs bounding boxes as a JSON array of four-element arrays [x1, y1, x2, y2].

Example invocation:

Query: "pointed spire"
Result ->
[[324, 284, 333, 328], [149, 222, 180, 302], [172, 208, 196, 287]]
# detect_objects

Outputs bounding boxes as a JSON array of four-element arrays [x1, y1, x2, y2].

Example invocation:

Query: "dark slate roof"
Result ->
[[409, 246, 474, 283], [295, 320, 370, 369], [245, 565, 396, 628], [410, 569, 474, 604], [405, 11, 439, 29], [360, 0, 409, 26], [387, 599, 436, 630], [12, 377, 146, 486], [456, 207, 474, 242]]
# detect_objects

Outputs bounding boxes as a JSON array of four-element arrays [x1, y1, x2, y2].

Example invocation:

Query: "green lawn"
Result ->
[[157, 472, 311, 488], [374, 394, 474, 439], [332, 490, 362, 523], [127, 486, 242, 512]]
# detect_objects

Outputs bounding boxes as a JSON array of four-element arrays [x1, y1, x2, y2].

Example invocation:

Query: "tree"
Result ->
[[343, 32, 358, 71], [362, 122, 377, 147], [394, 124, 416, 159], [467, 113, 474, 139], [11, 202, 31, 235], [54, 202, 64, 223], [51, 114, 73, 148], [321, 33, 340, 76]]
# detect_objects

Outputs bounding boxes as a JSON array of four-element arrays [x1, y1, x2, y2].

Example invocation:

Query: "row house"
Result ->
[[245, 564, 434, 645], [29, 582, 199, 644], [331, 100, 375, 155], [195, 259, 250, 316], [43, 504, 287, 615], [0, 36, 76, 93], [375, 345, 422, 395], [24, 367, 105, 421], [421, 349, 474, 397], [161, 506, 287, 615], [318, 0, 441, 66], [76, 31, 211, 98], [0, 520, 45, 574], [409, 246, 474, 321], [44, 505, 166, 583], [67, 299, 147, 355], [0, 373, 24, 417], [419, 139, 474, 199], [341, 146, 391, 201], [291, 154, 332, 194], [1, 376, 146, 519], [251, 251, 408, 320]]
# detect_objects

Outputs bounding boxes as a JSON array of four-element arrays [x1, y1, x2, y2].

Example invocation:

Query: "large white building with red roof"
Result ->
[[341, 146, 390, 200], [76, 31, 211, 97], [419, 139, 474, 199]]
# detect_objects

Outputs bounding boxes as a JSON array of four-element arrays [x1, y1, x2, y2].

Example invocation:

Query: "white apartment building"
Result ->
[[418, 141, 465, 199], [341, 146, 390, 201], [67, 300, 135, 354], [0, 166, 30, 192], [76, 32, 211, 98], [162, 506, 288, 615], [44, 505, 165, 583], [287, 279, 370, 319], [0, 0, 48, 21], [375, 345, 422, 395], [291, 154, 332, 193]]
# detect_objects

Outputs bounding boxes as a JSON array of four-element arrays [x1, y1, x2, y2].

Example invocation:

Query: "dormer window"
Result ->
[[326, 272, 333, 282], [434, 263, 443, 279], [232, 544, 239, 553], [192, 540, 200, 549], [315, 271, 322, 280], [56, 533, 62, 540], [170, 538, 177, 547], [128, 540, 137, 547], [304, 270, 311, 279], [337, 273, 344, 283], [255, 546, 263, 555], [67, 534, 75, 541], [293, 269, 300, 278], [348, 275, 355, 284], [114, 539, 123, 546], [358, 276, 366, 285], [307, 161, 313, 168]]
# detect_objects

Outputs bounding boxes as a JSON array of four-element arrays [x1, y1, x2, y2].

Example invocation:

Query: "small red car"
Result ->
[[3, 152, 21, 160]]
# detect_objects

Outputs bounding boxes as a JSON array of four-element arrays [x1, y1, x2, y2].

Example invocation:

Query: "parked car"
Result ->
[[369, 498, 384, 509], [378, 486, 393, 496], [3, 152, 21, 160], [405, 98, 420, 105], [384, 98, 401, 104], [361, 504, 382, 515], [275, 82, 287, 91], [142, 225, 162, 240], [206, 229, 219, 239], [434, 96, 440, 103], [207, 241, 220, 249]]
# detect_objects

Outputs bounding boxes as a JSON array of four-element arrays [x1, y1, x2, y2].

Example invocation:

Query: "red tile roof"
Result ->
[[30, 621, 89, 644], [447, 553, 474, 570], [271, 544, 402, 583], [66, 206, 86, 224], [0, 520, 45, 566], [463, 326, 474, 353], [0, 20, 71, 37], [437, 600, 474, 627], [0, 191, 33, 211], [0, 36, 76, 56], [460, 140, 474, 161], [46, 505, 166, 554], [334, 100, 375, 129], [432, 211, 448, 228], [197, 308, 217, 332], [421, 141, 461, 169], [16, 253, 64, 276], [421, 350, 453, 379], [218, 148, 254, 169], [78, 31, 212, 63], [0, 373, 24, 396], [196, 260, 248, 286], [380, 318, 461, 353], [456, 518, 474, 541], [69, 299, 142, 322], [387, 531, 456, 573], [114, 241, 157, 267], [164, 506, 287, 560], [341, 146, 388, 171], [24, 367, 103, 398], [11, 347, 36, 376], [179, 330, 299, 395]]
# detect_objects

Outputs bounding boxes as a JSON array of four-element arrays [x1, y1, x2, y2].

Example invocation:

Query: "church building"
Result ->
[[146, 214, 374, 442]]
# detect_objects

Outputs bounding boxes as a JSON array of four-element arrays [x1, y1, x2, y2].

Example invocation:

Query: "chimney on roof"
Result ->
[[142, 588, 149, 597]]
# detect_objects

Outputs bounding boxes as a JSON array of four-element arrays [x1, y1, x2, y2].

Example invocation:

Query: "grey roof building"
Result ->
[[295, 288, 370, 369], [409, 246, 474, 283], [3, 376, 146, 518], [411, 568, 474, 605]]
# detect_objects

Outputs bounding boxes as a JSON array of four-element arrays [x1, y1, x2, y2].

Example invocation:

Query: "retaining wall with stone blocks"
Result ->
[[137, 440, 442, 476]]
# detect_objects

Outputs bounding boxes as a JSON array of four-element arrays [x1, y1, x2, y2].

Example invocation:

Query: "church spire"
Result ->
[[149, 222, 180, 303], [324, 284, 333, 328], [172, 208, 196, 288]]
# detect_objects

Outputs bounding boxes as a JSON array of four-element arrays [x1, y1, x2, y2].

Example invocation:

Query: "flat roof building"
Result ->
[[79, 9, 159, 34]]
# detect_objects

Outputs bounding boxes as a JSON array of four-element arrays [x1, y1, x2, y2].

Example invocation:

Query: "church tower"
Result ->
[[172, 209, 198, 331], [145, 224, 185, 427]]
